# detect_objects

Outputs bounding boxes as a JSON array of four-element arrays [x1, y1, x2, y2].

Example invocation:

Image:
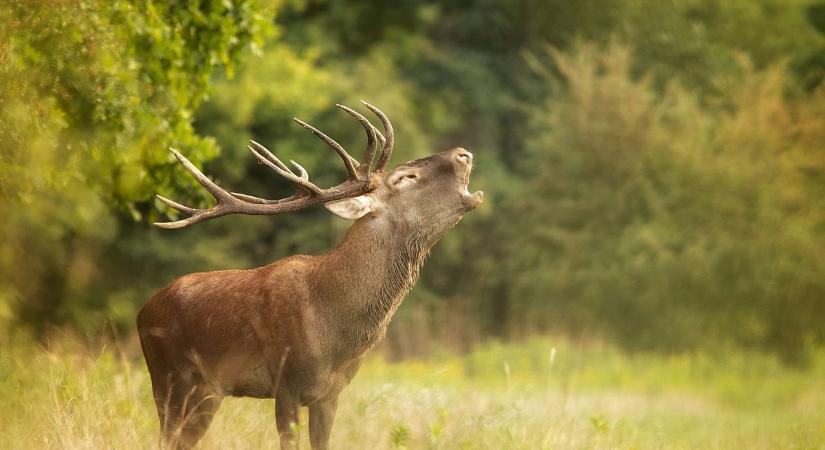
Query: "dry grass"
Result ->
[[1, 337, 824, 449]]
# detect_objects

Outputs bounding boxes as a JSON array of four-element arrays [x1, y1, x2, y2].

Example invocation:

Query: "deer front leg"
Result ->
[[309, 396, 338, 450], [276, 391, 300, 450]]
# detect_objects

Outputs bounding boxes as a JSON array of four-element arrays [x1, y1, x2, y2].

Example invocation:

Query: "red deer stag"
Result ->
[[137, 102, 483, 449]]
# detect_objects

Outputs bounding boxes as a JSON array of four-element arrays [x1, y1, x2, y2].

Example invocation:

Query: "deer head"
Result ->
[[154, 101, 483, 232]]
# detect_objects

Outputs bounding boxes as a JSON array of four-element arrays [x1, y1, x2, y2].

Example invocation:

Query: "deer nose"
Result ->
[[455, 149, 473, 164]]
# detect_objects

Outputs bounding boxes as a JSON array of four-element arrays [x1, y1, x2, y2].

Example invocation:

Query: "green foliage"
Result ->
[[0, 0, 274, 333], [621, 0, 825, 92], [3, 0, 825, 364], [389, 423, 412, 448], [589, 415, 609, 434], [501, 42, 825, 362]]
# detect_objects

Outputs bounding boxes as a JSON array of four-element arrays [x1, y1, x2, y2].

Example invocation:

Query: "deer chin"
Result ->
[[461, 189, 484, 210]]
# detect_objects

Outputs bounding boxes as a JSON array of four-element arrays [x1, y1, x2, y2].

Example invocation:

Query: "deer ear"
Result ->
[[324, 195, 377, 220]]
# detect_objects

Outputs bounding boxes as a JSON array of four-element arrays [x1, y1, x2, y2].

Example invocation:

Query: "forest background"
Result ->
[[3, 0, 825, 367]]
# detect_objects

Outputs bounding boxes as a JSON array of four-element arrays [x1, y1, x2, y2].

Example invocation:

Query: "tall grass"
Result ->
[[1, 336, 823, 449]]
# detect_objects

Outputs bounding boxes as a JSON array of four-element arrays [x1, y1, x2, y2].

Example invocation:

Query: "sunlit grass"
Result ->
[[1, 336, 823, 449]]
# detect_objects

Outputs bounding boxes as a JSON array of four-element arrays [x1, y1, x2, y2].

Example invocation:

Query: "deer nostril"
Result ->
[[456, 151, 473, 163]]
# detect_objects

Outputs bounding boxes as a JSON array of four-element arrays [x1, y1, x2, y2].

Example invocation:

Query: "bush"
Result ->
[[502, 42, 825, 363]]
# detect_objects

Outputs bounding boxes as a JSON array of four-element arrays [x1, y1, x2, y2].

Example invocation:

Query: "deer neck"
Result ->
[[313, 216, 437, 352]]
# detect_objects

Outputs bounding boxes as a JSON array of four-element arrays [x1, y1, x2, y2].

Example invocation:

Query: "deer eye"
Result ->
[[392, 173, 418, 186]]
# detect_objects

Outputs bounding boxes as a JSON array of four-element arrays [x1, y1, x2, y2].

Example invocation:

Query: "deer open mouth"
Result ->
[[461, 163, 483, 210]]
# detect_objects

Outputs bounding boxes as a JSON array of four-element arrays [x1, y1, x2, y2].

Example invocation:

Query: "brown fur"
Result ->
[[137, 148, 482, 449]]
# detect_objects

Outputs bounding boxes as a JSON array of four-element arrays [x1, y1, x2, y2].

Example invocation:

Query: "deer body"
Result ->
[[137, 103, 482, 449]]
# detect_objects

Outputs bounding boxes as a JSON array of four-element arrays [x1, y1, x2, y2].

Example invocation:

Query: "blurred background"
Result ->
[[5, 2, 825, 448], [2, 0, 825, 367]]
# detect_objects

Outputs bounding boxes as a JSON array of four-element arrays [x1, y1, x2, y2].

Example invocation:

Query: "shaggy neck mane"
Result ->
[[313, 214, 452, 354]]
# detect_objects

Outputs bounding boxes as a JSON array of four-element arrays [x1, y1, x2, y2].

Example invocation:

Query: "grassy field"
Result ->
[[1, 336, 824, 449]]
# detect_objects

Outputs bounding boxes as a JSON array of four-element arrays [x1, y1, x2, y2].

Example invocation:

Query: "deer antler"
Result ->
[[154, 102, 394, 229]]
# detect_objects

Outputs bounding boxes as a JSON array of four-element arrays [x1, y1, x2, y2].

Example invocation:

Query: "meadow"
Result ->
[[4, 2, 825, 449], [2, 336, 823, 450]]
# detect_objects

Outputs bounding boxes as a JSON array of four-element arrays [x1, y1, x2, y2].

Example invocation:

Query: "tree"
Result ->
[[0, 0, 273, 334]]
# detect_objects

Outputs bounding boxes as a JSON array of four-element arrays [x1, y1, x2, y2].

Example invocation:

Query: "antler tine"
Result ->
[[250, 140, 293, 174], [293, 118, 360, 180], [249, 140, 311, 195], [369, 124, 386, 147], [290, 160, 309, 180], [361, 101, 394, 172], [167, 148, 234, 202], [336, 104, 377, 177], [154, 148, 239, 229], [247, 145, 322, 195], [230, 192, 298, 205], [156, 194, 196, 215]]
